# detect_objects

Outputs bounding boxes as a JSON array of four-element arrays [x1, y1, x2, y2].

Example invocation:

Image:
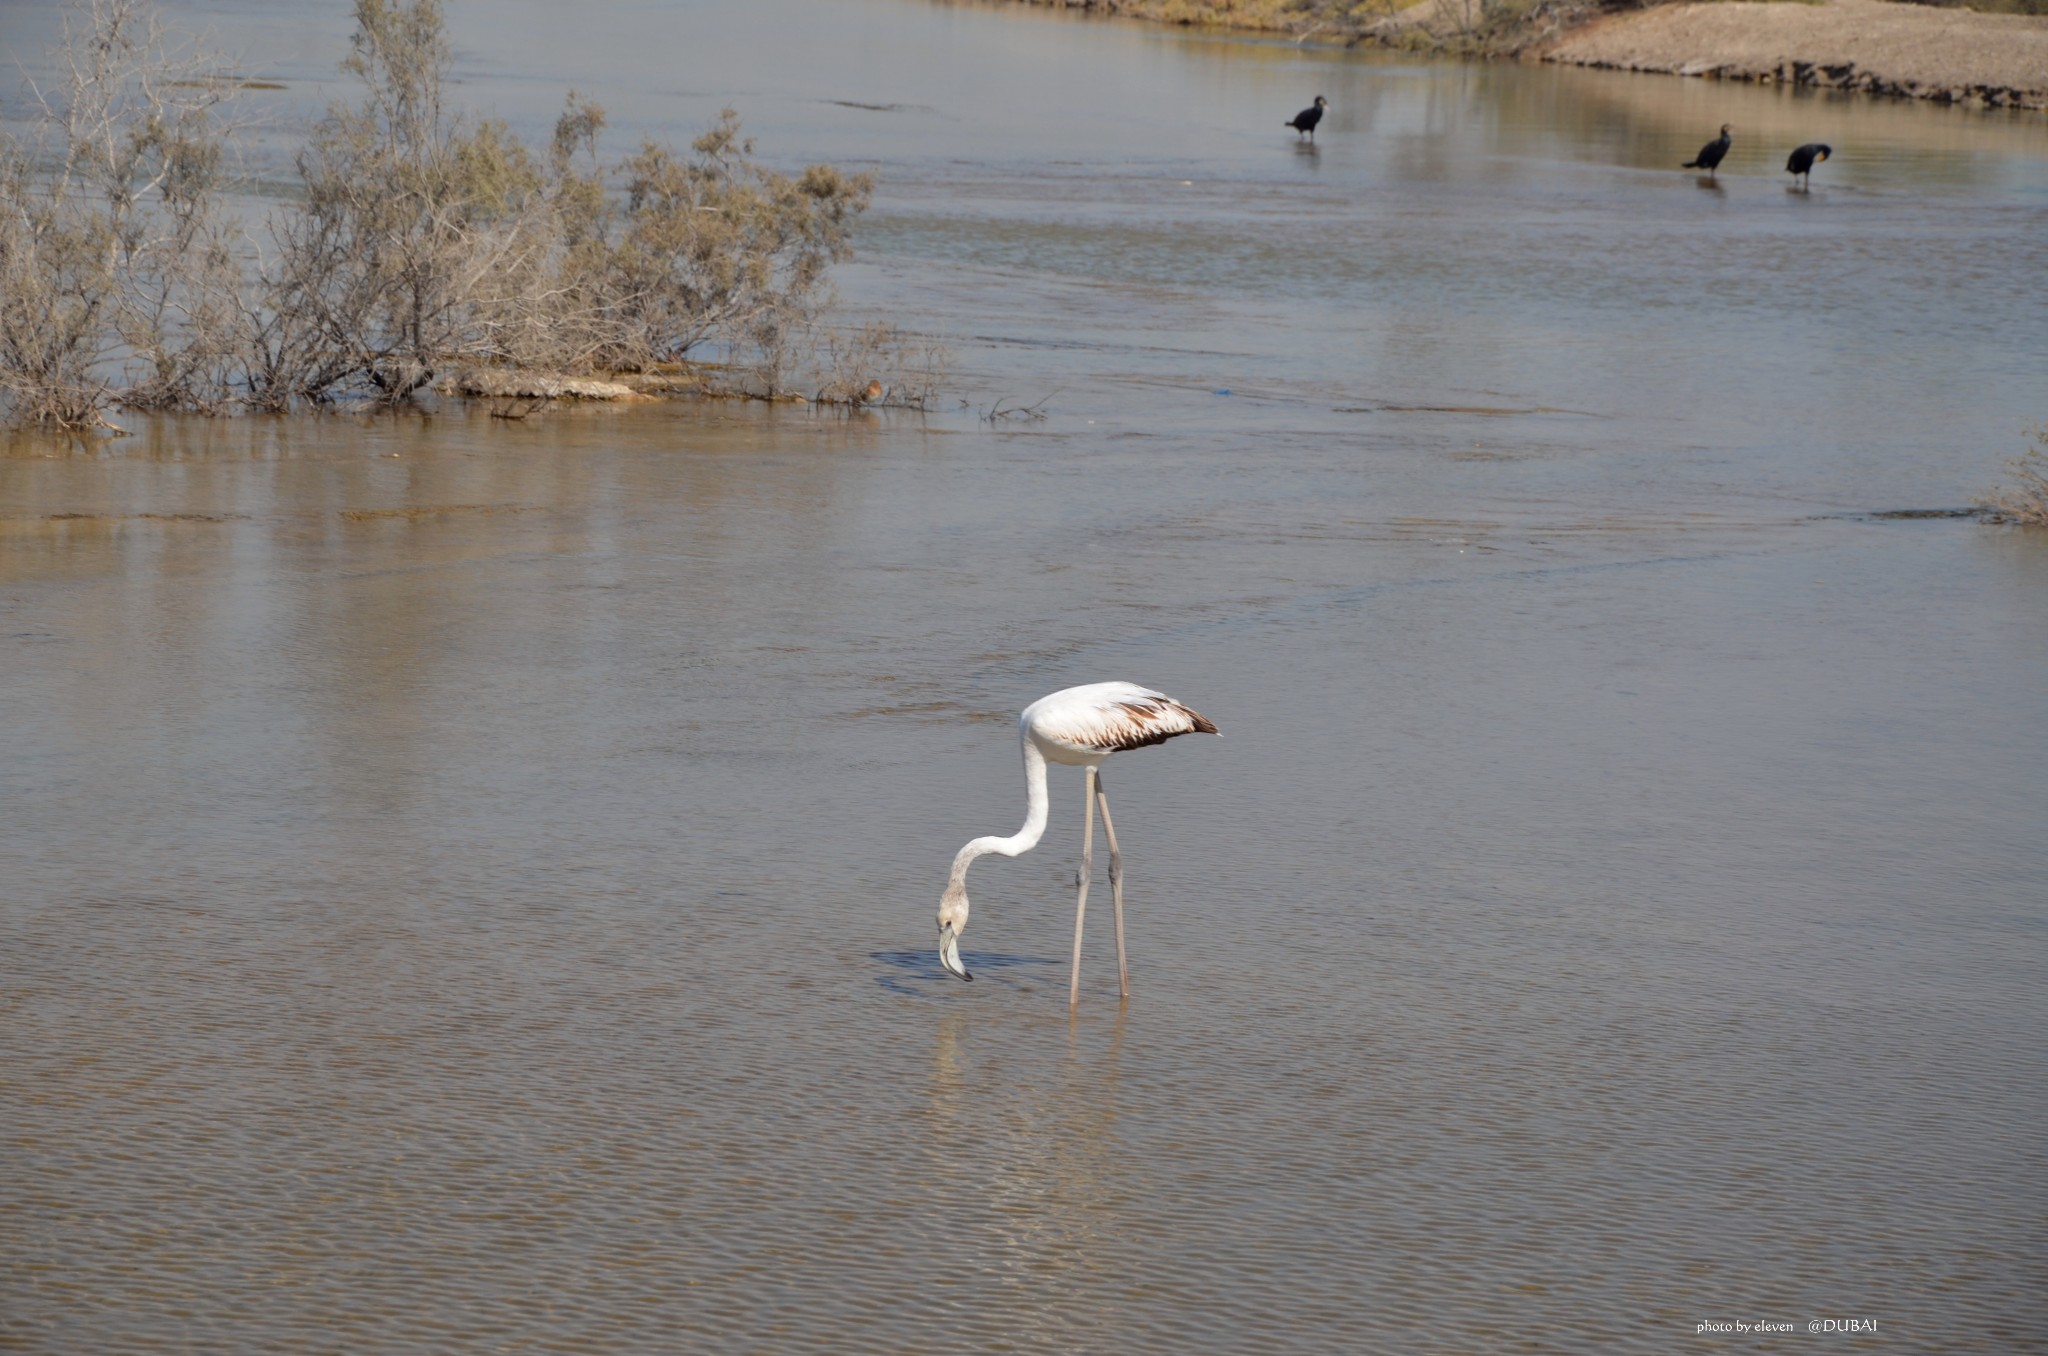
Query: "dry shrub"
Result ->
[[2, 0, 908, 427], [0, 0, 240, 427], [466, 102, 875, 392], [254, 0, 549, 406], [1983, 426, 2048, 526], [606, 116, 872, 377]]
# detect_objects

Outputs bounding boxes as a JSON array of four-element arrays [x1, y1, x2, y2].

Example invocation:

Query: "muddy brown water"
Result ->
[[4, 2, 2046, 1352]]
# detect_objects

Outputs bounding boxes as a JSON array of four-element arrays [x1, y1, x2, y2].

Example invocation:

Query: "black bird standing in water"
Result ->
[[1683, 124, 1732, 179], [1287, 96, 1328, 141], [1786, 142, 1832, 188]]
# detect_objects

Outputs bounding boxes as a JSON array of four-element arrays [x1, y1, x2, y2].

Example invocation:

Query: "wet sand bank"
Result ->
[[993, 0, 2048, 110], [1539, 0, 2048, 111]]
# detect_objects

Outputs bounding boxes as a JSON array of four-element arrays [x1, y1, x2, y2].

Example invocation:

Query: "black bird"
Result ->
[[1286, 96, 1328, 141], [1683, 124, 1732, 179], [1786, 142, 1831, 188]]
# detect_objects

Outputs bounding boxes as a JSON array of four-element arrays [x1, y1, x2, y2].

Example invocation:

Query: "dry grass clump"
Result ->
[[2, 0, 929, 431], [1982, 426, 2048, 526]]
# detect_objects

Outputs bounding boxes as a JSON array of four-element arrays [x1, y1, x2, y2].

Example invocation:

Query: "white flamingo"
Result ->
[[938, 681, 1218, 1006]]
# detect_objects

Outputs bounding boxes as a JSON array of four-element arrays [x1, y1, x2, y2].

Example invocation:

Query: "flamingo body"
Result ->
[[937, 682, 1217, 1001], [1022, 681, 1218, 764]]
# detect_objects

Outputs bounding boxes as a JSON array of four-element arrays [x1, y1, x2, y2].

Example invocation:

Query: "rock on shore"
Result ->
[[1540, 0, 2048, 111]]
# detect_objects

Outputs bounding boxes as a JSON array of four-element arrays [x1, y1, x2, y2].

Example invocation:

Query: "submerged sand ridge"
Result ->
[[1539, 0, 2048, 110]]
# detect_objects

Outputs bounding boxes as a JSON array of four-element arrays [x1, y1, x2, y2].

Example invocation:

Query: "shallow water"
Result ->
[[4, 2, 2047, 1352]]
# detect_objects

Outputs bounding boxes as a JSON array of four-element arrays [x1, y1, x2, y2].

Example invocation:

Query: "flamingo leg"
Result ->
[[1070, 767, 1097, 1009], [1096, 773, 1129, 1001]]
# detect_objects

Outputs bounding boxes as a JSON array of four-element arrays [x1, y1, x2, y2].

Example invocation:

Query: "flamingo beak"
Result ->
[[938, 924, 971, 982]]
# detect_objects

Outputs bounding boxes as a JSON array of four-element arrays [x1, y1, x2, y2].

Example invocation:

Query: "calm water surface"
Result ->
[[3, 2, 2046, 1352]]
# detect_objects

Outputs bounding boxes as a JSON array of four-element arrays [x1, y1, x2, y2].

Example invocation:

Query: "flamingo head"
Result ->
[[937, 884, 972, 982]]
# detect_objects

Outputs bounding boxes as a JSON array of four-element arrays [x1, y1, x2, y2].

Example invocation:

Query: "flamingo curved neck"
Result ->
[[949, 739, 1050, 886]]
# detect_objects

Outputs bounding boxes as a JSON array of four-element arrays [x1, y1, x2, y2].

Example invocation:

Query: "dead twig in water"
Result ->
[[982, 394, 1051, 424]]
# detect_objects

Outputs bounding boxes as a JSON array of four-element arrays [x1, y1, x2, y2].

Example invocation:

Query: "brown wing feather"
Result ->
[[1090, 698, 1219, 753]]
